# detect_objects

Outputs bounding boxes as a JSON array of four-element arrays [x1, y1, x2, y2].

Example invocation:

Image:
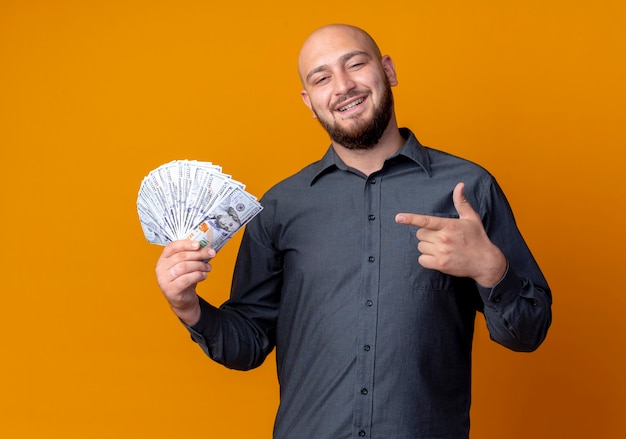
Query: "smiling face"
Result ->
[[298, 25, 398, 150]]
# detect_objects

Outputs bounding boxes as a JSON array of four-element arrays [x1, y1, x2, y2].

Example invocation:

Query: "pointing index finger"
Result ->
[[395, 213, 447, 230]]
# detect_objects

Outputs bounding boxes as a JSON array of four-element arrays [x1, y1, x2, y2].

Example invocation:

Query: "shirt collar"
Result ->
[[309, 128, 432, 185]]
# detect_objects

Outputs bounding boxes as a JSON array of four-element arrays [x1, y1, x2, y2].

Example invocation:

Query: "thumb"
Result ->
[[453, 182, 479, 220]]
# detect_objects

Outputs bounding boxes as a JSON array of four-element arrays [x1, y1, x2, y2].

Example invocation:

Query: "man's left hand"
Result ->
[[395, 182, 507, 287]]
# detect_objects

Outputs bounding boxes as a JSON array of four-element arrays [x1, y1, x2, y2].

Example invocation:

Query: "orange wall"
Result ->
[[1, 1, 625, 438]]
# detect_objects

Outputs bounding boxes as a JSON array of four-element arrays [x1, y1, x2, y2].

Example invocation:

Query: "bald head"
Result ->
[[298, 24, 383, 85]]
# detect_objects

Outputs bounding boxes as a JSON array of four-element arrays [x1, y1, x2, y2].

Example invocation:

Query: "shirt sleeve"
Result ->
[[183, 201, 282, 370], [474, 176, 552, 352]]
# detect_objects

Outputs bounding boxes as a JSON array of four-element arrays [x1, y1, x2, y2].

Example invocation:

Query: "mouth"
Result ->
[[337, 97, 365, 112]]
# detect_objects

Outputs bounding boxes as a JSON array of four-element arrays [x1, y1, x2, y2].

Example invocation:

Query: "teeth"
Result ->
[[339, 99, 363, 112]]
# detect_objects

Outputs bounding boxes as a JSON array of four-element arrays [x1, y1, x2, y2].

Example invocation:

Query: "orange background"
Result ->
[[1, 1, 625, 438]]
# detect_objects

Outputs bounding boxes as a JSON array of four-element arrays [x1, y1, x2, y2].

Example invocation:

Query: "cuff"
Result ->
[[181, 296, 221, 344], [476, 263, 522, 309]]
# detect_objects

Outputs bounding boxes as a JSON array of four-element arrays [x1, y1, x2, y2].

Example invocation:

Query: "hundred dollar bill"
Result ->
[[184, 186, 263, 252]]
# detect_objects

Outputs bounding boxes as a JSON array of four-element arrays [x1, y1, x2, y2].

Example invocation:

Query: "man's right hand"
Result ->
[[155, 240, 216, 326]]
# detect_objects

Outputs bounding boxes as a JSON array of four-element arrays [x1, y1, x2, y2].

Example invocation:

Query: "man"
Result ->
[[156, 24, 552, 439]]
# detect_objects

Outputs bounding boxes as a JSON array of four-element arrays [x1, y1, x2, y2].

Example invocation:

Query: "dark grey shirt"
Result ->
[[186, 129, 552, 439]]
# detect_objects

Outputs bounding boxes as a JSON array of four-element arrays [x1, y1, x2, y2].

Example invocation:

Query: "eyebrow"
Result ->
[[305, 50, 371, 83]]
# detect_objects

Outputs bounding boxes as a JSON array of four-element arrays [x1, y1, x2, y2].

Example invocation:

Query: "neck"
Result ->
[[332, 122, 405, 176]]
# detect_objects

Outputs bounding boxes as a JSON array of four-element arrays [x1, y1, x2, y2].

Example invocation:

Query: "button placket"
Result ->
[[353, 174, 381, 438]]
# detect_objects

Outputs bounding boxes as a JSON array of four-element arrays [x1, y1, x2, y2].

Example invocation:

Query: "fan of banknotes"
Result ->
[[137, 160, 263, 252]]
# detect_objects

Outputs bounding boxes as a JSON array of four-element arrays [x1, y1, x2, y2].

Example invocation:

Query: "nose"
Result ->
[[333, 70, 356, 95]]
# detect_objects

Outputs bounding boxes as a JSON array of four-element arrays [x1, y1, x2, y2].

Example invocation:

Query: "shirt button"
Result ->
[[366, 300, 373, 307], [369, 178, 376, 184], [364, 345, 371, 351], [492, 295, 501, 303], [368, 256, 375, 262], [358, 430, 366, 437], [361, 388, 368, 395], [368, 214, 376, 221]]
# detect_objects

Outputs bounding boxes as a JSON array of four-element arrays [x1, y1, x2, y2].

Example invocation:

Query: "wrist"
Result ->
[[473, 246, 507, 287], [171, 297, 201, 326]]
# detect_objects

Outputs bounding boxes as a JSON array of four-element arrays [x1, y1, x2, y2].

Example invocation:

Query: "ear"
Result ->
[[381, 55, 398, 87], [300, 90, 317, 119]]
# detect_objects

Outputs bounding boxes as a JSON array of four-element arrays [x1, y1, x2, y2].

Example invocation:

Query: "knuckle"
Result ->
[[439, 234, 452, 245]]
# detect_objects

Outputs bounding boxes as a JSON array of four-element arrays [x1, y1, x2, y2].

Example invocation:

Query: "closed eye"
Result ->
[[314, 75, 330, 85]]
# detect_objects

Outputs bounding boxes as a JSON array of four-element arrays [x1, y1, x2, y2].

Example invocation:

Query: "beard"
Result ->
[[313, 79, 394, 150]]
